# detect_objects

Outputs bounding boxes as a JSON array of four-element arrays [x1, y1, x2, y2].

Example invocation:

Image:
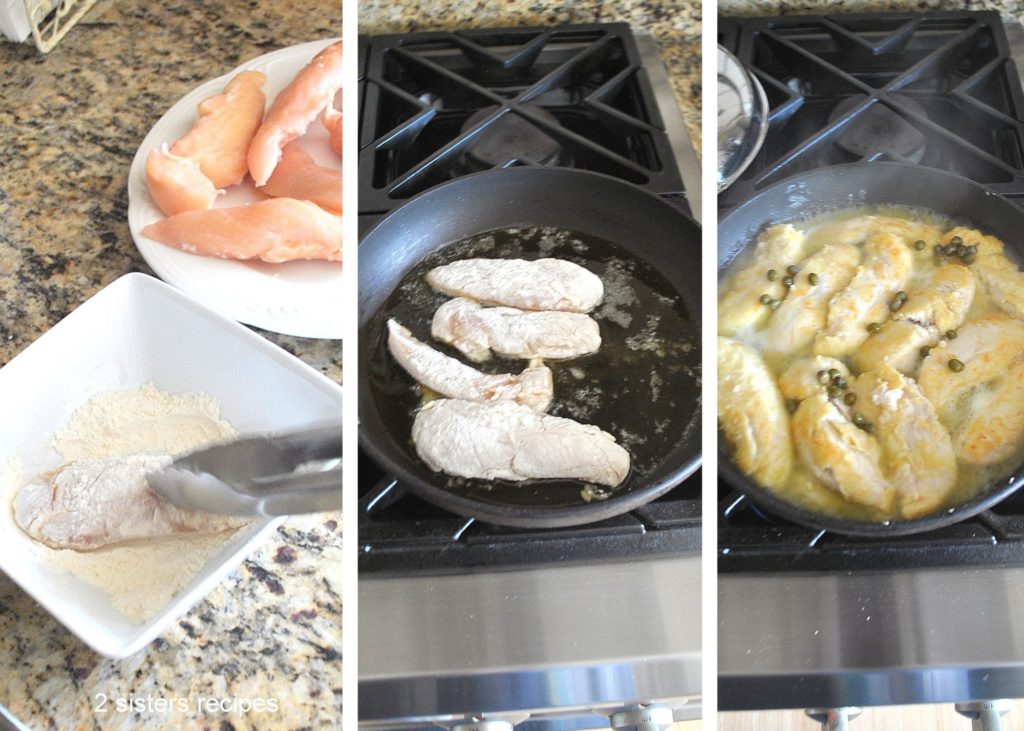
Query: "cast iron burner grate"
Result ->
[[358, 23, 684, 217], [718, 11, 1024, 208], [360, 451, 701, 576], [719, 11, 1024, 573]]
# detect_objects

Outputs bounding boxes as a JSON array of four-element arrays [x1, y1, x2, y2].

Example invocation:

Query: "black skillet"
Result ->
[[360, 167, 701, 528], [719, 161, 1024, 536]]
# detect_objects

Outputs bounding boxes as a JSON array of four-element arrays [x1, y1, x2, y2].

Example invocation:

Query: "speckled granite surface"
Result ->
[[720, 0, 1024, 19], [0, 1, 341, 729], [359, 0, 702, 159]]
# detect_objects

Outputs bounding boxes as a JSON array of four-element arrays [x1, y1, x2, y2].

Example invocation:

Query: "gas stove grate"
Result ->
[[358, 23, 684, 216], [719, 11, 1024, 208], [359, 452, 701, 576]]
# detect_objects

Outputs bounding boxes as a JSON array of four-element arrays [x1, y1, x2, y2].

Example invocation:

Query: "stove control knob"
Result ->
[[609, 704, 675, 731], [806, 707, 863, 730], [450, 721, 515, 731]]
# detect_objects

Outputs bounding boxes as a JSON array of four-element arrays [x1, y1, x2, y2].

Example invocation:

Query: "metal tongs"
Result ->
[[146, 423, 342, 517]]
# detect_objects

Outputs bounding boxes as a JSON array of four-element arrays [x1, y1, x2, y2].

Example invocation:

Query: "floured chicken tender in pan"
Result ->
[[412, 399, 630, 487], [718, 209, 1024, 522], [426, 258, 604, 313], [431, 297, 601, 362], [387, 319, 553, 411], [14, 455, 246, 551]]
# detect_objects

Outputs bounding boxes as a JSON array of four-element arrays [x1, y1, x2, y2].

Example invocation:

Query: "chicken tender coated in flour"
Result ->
[[13, 455, 247, 551], [718, 224, 807, 336], [809, 215, 943, 248], [919, 314, 1024, 465], [426, 258, 603, 313], [854, 366, 957, 519], [717, 337, 793, 490], [387, 319, 553, 411], [778, 356, 850, 403], [412, 398, 630, 487], [762, 243, 860, 357], [854, 263, 976, 375], [942, 227, 1024, 320], [789, 391, 895, 514], [814, 233, 914, 358], [431, 297, 601, 362]]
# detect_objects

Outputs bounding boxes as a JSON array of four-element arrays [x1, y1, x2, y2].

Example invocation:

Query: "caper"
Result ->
[[817, 369, 829, 384], [769, 299, 782, 310], [787, 265, 800, 276], [935, 244, 947, 255], [760, 294, 773, 305], [844, 392, 857, 406], [949, 358, 965, 373], [767, 269, 778, 281], [828, 386, 842, 400], [963, 253, 976, 265], [946, 329, 957, 340], [867, 322, 881, 333], [955, 244, 967, 257], [863, 423, 876, 435], [852, 413, 865, 426], [920, 345, 932, 358], [951, 235, 963, 245], [828, 368, 840, 378], [834, 376, 848, 390], [967, 245, 978, 255], [785, 399, 799, 414], [914, 239, 926, 251], [783, 275, 795, 288], [889, 291, 907, 312], [808, 272, 819, 285]]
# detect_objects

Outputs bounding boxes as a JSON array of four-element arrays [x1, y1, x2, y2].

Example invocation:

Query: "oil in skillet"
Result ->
[[366, 226, 699, 509]]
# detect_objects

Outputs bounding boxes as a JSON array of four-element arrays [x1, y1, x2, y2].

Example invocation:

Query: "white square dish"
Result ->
[[0, 273, 342, 658]]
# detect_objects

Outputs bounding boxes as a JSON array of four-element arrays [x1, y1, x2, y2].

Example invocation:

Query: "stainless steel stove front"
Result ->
[[358, 28, 702, 727], [360, 556, 701, 724]]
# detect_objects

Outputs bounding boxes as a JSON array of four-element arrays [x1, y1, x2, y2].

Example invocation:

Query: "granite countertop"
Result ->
[[0, 1, 341, 729], [719, 0, 1024, 20], [358, 0, 702, 160]]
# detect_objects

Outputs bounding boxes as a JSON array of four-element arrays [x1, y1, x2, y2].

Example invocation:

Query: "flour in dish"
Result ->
[[3, 383, 247, 621]]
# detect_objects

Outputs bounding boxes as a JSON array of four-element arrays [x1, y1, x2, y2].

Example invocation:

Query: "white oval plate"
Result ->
[[127, 38, 342, 339]]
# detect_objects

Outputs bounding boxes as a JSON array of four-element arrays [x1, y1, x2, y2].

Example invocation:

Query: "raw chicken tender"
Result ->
[[142, 197, 342, 263], [717, 337, 793, 489], [426, 258, 603, 313], [718, 224, 806, 336], [248, 41, 343, 186], [854, 366, 957, 519], [388, 320, 553, 411], [919, 314, 1024, 465], [323, 103, 341, 156], [412, 399, 630, 487], [170, 70, 267, 188], [261, 143, 342, 213], [145, 148, 221, 217], [431, 297, 601, 361], [762, 243, 860, 357], [13, 455, 246, 551], [814, 232, 914, 357]]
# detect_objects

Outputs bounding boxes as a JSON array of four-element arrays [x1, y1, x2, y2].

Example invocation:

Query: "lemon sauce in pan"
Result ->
[[367, 226, 700, 509], [719, 206, 1024, 522]]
